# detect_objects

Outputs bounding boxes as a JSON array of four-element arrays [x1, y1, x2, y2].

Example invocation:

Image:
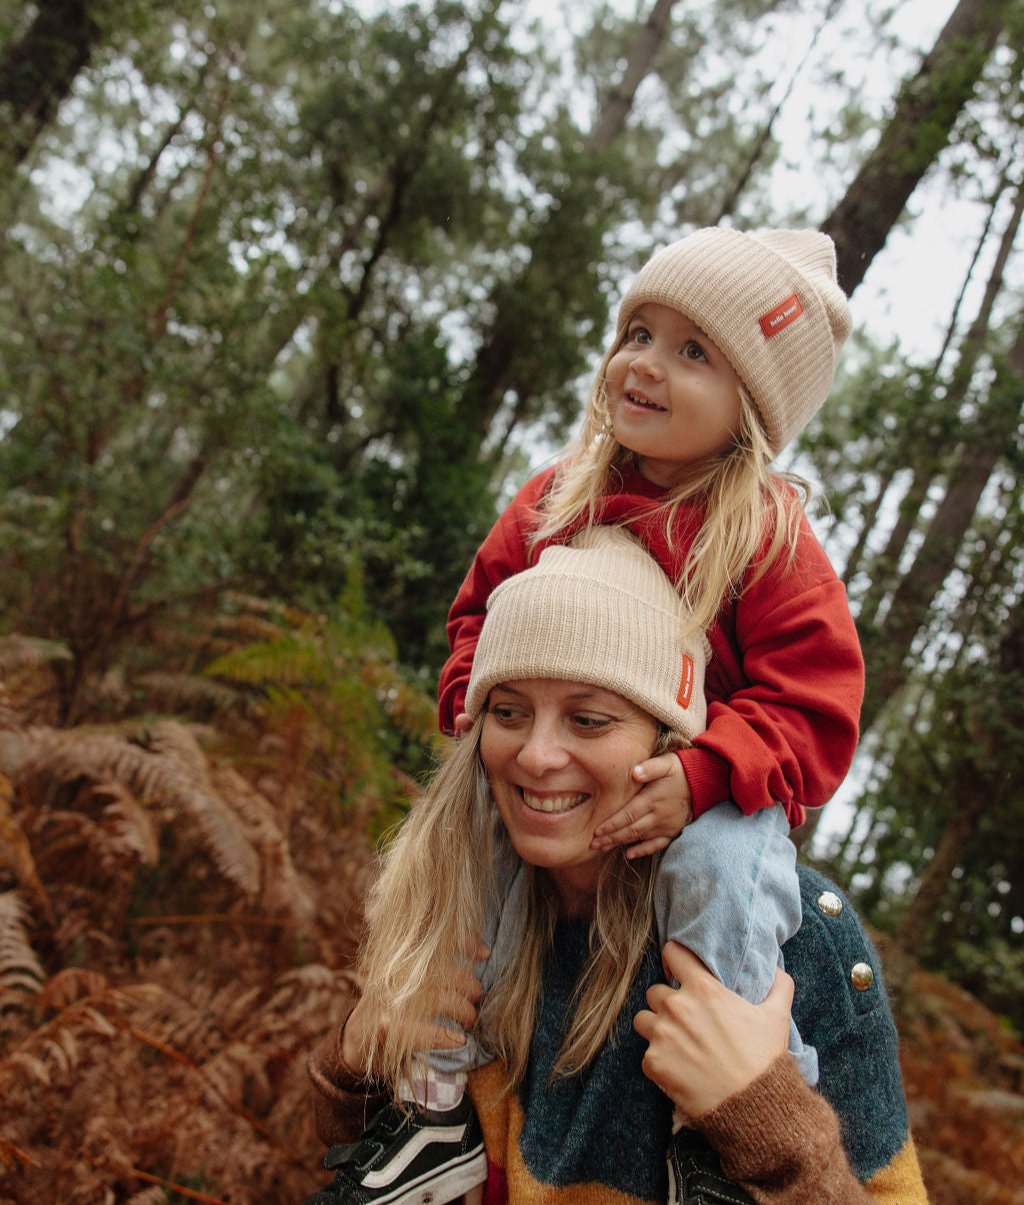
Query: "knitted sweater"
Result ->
[[438, 463, 865, 828], [307, 869, 927, 1203]]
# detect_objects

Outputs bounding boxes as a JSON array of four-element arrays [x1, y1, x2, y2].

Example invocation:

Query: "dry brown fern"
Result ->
[[0, 772, 52, 922], [134, 670, 250, 722], [0, 635, 71, 679], [2, 722, 262, 898], [0, 892, 44, 1038]]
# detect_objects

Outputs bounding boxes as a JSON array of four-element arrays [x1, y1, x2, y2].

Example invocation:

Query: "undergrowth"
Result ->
[[0, 602, 437, 1203], [0, 612, 1021, 1203]]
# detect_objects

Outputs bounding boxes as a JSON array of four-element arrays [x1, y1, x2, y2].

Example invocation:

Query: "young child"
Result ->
[[308, 227, 864, 1205]]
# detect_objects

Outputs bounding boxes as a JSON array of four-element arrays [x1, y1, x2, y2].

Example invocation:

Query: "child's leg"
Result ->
[[404, 854, 528, 1107], [654, 801, 818, 1087], [305, 860, 528, 1203]]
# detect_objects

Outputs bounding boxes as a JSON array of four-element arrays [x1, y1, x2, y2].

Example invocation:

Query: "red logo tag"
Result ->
[[677, 655, 695, 709], [759, 293, 803, 339]]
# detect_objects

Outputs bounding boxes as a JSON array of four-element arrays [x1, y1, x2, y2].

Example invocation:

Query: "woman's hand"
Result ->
[[633, 943, 793, 1118], [341, 954, 486, 1078]]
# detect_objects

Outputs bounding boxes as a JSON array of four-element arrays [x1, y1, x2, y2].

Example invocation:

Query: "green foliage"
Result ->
[[1, 0, 1021, 1036], [204, 575, 438, 811]]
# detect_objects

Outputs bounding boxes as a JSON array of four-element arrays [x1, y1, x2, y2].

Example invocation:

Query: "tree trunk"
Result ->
[[822, 0, 1006, 294], [714, 0, 842, 224], [896, 602, 1024, 954], [452, 0, 681, 452], [0, 0, 108, 168], [588, 0, 679, 148], [861, 321, 1024, 731], [859, 183, 1024, 730]]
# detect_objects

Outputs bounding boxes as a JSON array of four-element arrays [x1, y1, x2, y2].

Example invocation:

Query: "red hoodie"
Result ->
[[438, 462, 864, 828]]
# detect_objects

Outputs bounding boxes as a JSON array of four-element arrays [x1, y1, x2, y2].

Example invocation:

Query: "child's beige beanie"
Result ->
[[613, 227, 851, 454], [465, 526, 708, 744]]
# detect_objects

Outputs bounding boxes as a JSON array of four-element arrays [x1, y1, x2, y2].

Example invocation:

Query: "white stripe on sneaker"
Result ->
[[369, 1147, 487, 1205], [362, 1124, 470, 1189]]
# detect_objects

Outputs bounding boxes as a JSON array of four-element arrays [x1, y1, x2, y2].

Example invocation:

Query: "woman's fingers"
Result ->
[[633, 942, 794, 1118], [660, 940, 711, 986]]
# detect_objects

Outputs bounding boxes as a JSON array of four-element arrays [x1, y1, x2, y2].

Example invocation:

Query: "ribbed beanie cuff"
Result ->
[[466, 527, 708, 744]]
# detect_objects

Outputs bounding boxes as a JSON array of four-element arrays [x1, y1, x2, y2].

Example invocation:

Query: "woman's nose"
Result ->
[[515, 720, 571, 776]]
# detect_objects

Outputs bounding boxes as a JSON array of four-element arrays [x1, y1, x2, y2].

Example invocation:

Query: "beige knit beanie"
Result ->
[[465, 526, 708, 744], [611, 227, 851, 454]]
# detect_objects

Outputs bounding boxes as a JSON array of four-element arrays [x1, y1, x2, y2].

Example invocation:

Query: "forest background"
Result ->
[[0, 0, 1022, 1201]]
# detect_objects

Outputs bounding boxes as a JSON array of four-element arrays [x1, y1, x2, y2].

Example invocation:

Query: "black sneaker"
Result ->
[[667, 1127, 755, 1205], [304, 1096, 487, 1205]]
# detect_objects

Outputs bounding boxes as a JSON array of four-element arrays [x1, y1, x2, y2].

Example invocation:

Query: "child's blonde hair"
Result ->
[[533, 370, 810, 634], [529, 225, 853, 630]]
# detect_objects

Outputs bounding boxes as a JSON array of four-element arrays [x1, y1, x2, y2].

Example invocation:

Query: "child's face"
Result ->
[[605, 303, 742, 487]]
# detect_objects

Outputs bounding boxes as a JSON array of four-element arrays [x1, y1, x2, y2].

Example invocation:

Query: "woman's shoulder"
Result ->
[[785, 866, 914, 1186]]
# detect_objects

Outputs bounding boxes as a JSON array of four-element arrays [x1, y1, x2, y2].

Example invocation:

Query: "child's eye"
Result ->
[[626, 324, 652, 345], [682, 340, 707, 361]]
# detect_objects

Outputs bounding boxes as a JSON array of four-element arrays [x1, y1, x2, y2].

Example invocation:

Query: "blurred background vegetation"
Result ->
[[0, 0, 1022, 1198]]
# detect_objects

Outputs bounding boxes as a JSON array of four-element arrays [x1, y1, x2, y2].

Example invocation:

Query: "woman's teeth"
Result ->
[[522, 790, 586, 814]]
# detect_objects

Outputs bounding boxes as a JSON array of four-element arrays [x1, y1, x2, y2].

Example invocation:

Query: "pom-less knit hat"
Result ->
[[464, 526, 708, 744], [611, 226, 851, 455]]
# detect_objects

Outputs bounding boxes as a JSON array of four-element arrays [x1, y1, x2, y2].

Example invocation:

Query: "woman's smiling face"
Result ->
[[480, 678, 659, 913]]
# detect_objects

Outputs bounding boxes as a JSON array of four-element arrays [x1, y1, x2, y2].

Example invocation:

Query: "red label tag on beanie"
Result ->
[[677, 655, 695, 709], [759, 293, 803, 338]]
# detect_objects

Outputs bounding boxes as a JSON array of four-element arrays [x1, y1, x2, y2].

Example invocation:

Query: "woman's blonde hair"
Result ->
[[532, 343, 811, 633], [356, 721, 676, 1095]]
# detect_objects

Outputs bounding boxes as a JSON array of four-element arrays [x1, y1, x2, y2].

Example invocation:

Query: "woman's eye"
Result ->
[[571, 713, 612, 732], [488, 704, 522, 723]]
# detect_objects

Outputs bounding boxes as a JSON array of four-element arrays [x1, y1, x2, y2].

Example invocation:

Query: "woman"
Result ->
[[306, 529, 928, 1204]]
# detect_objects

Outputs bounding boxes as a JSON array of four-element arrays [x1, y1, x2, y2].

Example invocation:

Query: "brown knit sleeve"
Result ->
[[307, 1006, 387, 1148], [696, 1055, 876, 1204]]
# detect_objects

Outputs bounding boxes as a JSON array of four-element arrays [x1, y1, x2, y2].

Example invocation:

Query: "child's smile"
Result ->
[[606, 303, 742, 487]]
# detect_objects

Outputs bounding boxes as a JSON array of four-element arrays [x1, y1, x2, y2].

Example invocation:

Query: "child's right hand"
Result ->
[[591, 753, 692, 859]]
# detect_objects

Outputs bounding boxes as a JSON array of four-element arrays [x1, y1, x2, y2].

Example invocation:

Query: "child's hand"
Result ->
[[454, 712, 473, 735], [591, 753, 692, 859]]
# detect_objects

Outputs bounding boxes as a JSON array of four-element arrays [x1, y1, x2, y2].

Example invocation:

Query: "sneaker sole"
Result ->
[[366, 1147, 487, 1205]]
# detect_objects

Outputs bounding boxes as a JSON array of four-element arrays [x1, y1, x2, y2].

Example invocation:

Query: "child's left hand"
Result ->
[[591, 753, 692, 859]]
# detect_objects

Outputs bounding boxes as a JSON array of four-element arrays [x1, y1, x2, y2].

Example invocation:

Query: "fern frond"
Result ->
[[0, 1132, 39, 1170], [0, 634, 72, 678], [123, 1187, 168, 1205], [39, 968, 110, 1012], [0, 891, 44, 1004], [135, 671, 247, 719], [11, 723, 261, 898], [201, 1037, 271, 1113], [221, 591, 311, 628], [94, 782, 160, 867], [0, 772, 53, 918], [0, 981, 156, 1093], [205, 634, 328, 689], [210, 766, 313, 922]]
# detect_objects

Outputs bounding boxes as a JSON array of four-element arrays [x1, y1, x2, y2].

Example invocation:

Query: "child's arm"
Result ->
[[682, 513, 865, 827], [438, 467, 558, 734], [591, 752, 692, 860]]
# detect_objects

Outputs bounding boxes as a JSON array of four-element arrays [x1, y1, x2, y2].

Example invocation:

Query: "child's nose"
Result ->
[[630, 346, 664, 380]]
